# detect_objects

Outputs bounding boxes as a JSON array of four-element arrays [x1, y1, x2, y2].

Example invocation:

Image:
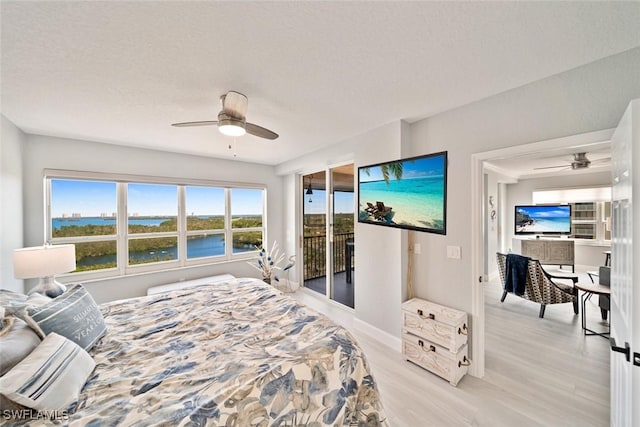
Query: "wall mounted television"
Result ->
[[358, 151, 447, 234], [514, 204, 572, 235]]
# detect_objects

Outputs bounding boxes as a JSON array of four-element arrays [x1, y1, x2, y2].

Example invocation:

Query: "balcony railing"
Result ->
[[303, 233, 354, 281]]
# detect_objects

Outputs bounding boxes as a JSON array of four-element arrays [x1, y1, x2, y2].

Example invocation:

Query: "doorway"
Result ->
[[301, 164, 355, 308], [470, 128, 614, 377]]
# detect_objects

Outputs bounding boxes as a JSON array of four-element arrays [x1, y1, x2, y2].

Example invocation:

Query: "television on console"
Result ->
[[358, 151, 447, 235], [514, 204, 572, 235]]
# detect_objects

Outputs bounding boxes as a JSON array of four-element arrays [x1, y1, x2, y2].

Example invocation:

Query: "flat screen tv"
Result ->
[[514, 204, 572, 235], [358, 151, 447, 234]]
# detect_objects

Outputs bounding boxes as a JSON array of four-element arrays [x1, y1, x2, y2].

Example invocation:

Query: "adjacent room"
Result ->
[[1, 2, 639, 426]]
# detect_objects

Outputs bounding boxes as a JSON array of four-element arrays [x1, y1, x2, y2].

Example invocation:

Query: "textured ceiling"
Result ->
[[2, 1, 639, 165]]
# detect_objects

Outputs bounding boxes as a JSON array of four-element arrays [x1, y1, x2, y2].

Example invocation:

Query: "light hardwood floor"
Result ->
[[294, 270, 610, 427]]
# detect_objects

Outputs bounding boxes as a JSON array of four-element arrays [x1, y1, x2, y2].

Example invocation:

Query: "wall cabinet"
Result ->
[[401, 298, 469, 386]]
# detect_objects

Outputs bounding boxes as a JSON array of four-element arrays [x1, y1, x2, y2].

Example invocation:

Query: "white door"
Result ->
[[610, 99, 639, 427]]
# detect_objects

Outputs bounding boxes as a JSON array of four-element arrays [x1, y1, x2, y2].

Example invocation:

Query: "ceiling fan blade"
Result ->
[[222, 91, 248, 119], [246, 122, 279, 140], [171, 121, 218, 127]]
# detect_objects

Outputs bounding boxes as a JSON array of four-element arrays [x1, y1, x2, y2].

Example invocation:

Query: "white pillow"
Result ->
[[0, 332, 95, 411]]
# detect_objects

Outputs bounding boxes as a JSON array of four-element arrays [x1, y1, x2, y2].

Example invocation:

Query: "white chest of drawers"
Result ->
[[402, 298, 470, 386]]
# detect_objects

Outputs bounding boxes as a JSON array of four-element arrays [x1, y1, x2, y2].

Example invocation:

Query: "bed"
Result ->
[[3, 277, 387, 426]]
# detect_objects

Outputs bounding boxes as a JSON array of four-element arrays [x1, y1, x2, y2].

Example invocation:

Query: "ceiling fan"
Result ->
[[171, 91, 278, 140], [534, 152, 610, 171]]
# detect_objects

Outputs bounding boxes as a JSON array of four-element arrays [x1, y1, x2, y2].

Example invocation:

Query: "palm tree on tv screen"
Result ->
[[363, 161, 404, 184]]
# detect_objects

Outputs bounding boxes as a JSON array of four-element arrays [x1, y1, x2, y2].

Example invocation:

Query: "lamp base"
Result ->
[[29, 276, 67, 298]]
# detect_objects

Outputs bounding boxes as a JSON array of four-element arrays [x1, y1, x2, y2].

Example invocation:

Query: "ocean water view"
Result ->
[[359, 175, 444, 230], [75, 234, 254, 268]]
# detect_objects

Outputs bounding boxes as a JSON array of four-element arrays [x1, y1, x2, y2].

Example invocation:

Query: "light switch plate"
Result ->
[[447, 245, 461, 259]]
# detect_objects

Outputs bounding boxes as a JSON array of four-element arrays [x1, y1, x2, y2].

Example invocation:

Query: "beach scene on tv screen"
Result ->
[[359, 155, 445, 231], [515, 205, 571, 233]]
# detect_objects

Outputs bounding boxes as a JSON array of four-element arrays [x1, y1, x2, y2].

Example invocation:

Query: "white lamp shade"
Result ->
[[13, 244, 76, 279]]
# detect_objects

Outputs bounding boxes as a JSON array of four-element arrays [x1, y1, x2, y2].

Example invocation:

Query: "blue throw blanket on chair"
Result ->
[[504, 253, 530, 296]]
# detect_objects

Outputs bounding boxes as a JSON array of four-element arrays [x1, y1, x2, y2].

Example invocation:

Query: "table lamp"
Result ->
[[13, 244, 76, 298]]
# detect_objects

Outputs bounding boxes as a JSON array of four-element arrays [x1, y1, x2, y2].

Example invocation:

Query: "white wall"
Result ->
[[485, 170, 505, 279], [1, 115, 26, 292], [22, 134, 285, 303], [483, 168, 519, 269]]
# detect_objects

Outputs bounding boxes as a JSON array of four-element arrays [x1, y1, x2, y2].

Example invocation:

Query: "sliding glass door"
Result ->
[[301, 164, 355, 308], [330, 164, 355, 307], [302, 171, 327, 296]]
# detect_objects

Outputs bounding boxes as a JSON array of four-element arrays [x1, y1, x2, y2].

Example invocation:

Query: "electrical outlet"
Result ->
[[447, 245, 461, 259], [414, 243, 421, 254]]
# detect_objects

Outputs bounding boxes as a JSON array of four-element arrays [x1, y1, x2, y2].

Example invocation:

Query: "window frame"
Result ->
[[568, 200, 612, 243], [45, 169, 267, 282]]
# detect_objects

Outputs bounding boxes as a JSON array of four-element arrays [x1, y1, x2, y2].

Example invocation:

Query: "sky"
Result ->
[[50, 180, 263, 217], [51, 179, 354, 217], [304, 190, 354, 214], [359, 154, 445, 183]]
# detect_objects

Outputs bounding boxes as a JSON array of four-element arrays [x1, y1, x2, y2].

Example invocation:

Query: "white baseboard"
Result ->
[[353, 318, 402, 353]]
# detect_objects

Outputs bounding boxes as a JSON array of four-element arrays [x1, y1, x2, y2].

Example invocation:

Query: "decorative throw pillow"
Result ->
[[1, 290, 51, 323], [0, 289, 28, 306], [0, 318, 42, 376], [25, 284, 106, 351], [0, 332, 95, 411]]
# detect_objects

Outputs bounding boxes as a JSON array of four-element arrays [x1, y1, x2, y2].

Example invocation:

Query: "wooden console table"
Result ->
[[521, 239, 575, 272]]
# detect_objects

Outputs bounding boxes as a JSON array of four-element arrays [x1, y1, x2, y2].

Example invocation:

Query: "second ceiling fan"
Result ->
[[534, 152, 610, 171], [172, 91, 278, 140]]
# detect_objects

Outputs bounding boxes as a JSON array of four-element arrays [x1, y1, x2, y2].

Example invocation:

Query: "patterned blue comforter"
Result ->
[[63, 278, 387, 426]]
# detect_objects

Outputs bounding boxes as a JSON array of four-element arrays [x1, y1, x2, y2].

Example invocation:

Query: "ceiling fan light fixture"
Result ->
[[218, 120, 246, 137]]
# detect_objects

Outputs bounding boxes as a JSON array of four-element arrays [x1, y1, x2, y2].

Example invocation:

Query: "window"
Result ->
[[46, 171, 266, 279], [127, 183, 178, 266], [185, 186, 226, 259], [50, 179, 118, 273], [569, 201, 612, 242], [230, 188, 264, 254]]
